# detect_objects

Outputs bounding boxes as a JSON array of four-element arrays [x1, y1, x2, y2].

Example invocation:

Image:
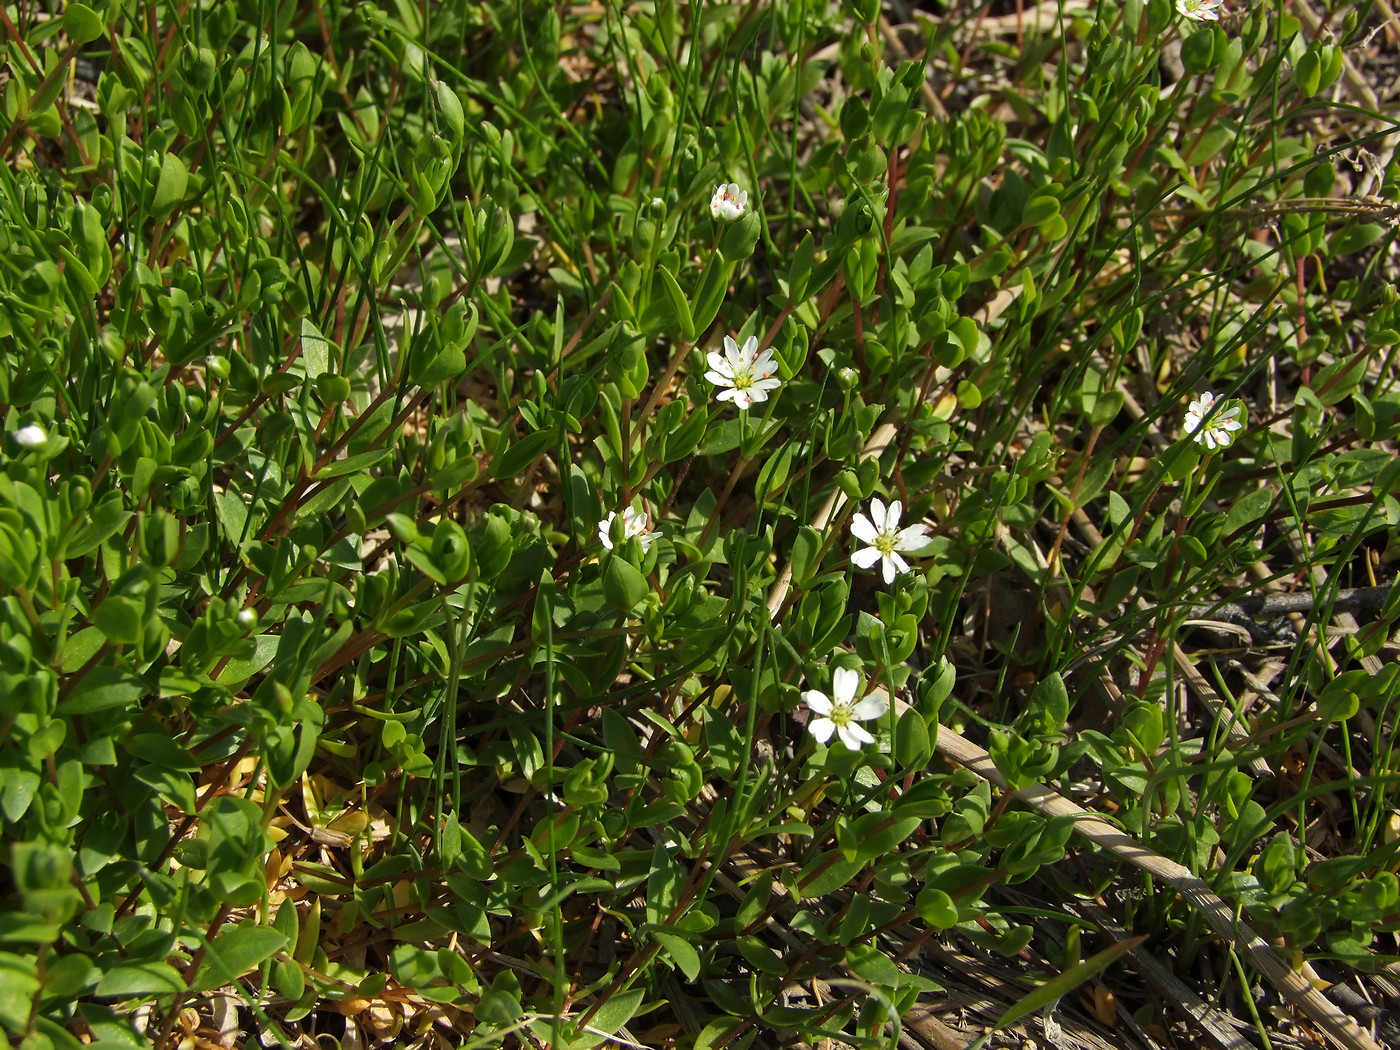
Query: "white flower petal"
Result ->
[[886, 551, 910, 578], [851, 695, 888, 720], [885, 500, 903, 529], [831, 667, 861, 704], [868, 498, 888, 531], [851, 546, 883, 569], [802, 690, 832, 714], [837, 722, 875, 749], [724, 335, 747, 369], [706, 351, 731, 375], [598, 512, 617, 549], [1184, 391, 1247, 450], [895, 524, 931, 551], [881, 554, 899, 584], [850, 514, 879, 544], [809, 717, 836, 743]]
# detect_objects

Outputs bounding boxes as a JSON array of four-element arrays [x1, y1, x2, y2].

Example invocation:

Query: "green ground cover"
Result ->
[[2, 0, 1399, 1047]]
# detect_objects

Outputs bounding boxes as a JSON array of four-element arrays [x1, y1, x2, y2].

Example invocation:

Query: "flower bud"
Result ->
[[11, 424, 47, 449]]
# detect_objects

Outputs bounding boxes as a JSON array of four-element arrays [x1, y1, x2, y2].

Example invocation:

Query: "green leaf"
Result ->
[[839, 814, 921, 863], [215, 490, 249, 542], [65, 495, 131, 558], [62, 3, 105, 44], [846, 942, 899, 985], [59, 667, 145, 715], [653, 930, 702, 982], [313, 447, 395, 481], [794, 851, 863, 898], [691, 253, 729, 335], [93, 595, 144, 645], [894, 709, 931, 769], [789, 526, 822, 589], [1026, 671, 1070, 732], [213, 634, 279, 686], [655, 264, 695, 342], [969, 246, 1012, 282], [1311, 354, 1369, 407], [490, 428, 554, 480], [0, 952, 40, 1030], [588, 987, 646, 1037], [433, 79, 464, 142], [735, 934, 786, 975], [698, 418, 743, 456], [915, 887, 959, 928], [41, 952, 95, 1000], [194, 922, 288, 992], [151, 152, 189, 220], [126, 733, 199, 773], [601, 554, 648, 612], [300, 318, 331, 379], [994, 935, 1144, 1030], [1021, 192, 1060, 228], [736, 873, 774, 930], [645, 841, 683, 927], [95, 960, 185, 998], [0, 767, 40, 823], [416, 344, 466, 388], [1183, 125, 1233, 165]]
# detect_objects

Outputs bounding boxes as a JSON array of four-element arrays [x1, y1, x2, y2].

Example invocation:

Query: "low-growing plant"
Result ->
[[2, 0, 1399, 1048]]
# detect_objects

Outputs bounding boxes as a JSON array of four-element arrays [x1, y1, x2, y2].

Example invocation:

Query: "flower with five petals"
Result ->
[[709, 183, 748, 221], [1183, 391, 1244, 451], [802, 667, 887, 750], [850, 498, 930, 585], [704, 335, 782, 410], [1176, 0, 1223, 19], [598, 506, 654, 551]]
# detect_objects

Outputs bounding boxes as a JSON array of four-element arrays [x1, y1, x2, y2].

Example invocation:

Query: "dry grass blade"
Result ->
[[931, 725, 1385, 1050], [1074, 900, 1255, 1050]]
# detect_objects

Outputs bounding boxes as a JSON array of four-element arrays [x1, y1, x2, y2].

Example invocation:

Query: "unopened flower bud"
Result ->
[[11, 424, 46, 449]]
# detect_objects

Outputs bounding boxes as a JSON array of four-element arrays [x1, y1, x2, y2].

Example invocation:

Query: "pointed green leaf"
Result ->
[[195, 922, 289, 991], [994, 936, 1145, 1030]]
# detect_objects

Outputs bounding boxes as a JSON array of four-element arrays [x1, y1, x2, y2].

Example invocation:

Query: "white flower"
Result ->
[[598, 506, 654, 551], [1183, 391, 1244, 450], [704, 335, 782, 410], [802, 667, 887, 750], [850, 498, 931, 585], [709, 183, 748, 222], [1176, 0, 1223, 20], [11, 424, 46, 449]]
